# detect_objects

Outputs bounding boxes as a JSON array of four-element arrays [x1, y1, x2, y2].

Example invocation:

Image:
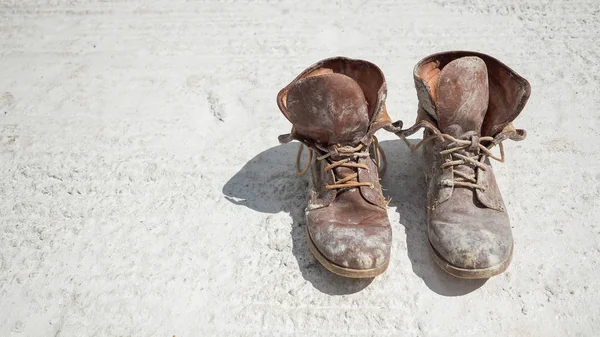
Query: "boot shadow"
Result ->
[[379, 139, 487, 296], [222, 143, 373, 295]]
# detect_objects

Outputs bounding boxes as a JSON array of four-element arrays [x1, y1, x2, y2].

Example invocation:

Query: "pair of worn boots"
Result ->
[[276, 51, 530, 279]]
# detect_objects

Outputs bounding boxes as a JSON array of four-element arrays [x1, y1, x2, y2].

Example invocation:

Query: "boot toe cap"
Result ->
[[428, 219, 512, 270], [308, 221, 392, 270]]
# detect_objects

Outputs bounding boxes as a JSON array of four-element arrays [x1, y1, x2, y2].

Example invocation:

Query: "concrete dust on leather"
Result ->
[[1, 0, 599, 336]]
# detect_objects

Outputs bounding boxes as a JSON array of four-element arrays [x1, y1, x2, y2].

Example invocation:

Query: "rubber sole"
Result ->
[[306, 227, 389, 278], [429, 240, 513, 279]]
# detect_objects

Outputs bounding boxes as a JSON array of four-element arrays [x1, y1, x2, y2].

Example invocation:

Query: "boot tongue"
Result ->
[[436, 56, 489, 138], [285, 73, 369, 146]]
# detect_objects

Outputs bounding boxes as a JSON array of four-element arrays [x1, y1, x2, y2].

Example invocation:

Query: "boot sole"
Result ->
[[428, 240, 513, 279], [306, 227, 389, 278]]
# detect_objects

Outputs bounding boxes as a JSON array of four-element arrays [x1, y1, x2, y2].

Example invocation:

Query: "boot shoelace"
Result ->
[[400, 121, 504, 191], [296, 137, 386, 190]]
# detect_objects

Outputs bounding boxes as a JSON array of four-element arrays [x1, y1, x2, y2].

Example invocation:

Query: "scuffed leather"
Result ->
[[408, 51, 529, 270], [286, 73, 370, 146], [428, 187, 513, 269], [413, 50, 531, 137], [423, 128, 454, 209], [482, 60, 531, 137], [358, 154, 387, 209], [307, 194, 392, 269], [436, 56, 489, 137], [307, 158, 336, 211], [278, 56, 388, 123], [475, 159, 506, 212], [411, 109, 454, 208], [276, 57, 393, 270], [414, 68, 437, 118]]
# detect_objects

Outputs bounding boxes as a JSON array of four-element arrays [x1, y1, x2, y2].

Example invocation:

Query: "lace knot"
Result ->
[[397, 123, 506, 192], [295, 137, 386, 190]]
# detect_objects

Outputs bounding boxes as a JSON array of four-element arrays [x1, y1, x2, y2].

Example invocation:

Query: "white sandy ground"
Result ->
[[0, 0, 599, 336]]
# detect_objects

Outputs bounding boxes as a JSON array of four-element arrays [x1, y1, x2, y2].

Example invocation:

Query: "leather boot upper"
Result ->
[[277, 57, 393, 270], [409, 51, 530, 270]]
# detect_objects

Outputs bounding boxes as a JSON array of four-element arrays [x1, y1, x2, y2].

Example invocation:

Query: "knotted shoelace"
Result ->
[[399, 121, 505, 191], [295, 137, 386, 190]]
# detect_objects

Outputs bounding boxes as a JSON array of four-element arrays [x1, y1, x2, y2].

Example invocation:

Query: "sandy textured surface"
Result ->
[[1, 0, 599, 336]]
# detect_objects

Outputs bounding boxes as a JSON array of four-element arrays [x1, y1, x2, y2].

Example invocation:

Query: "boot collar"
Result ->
[[413, 51, 531, 137], [277, 56, 390, 146]]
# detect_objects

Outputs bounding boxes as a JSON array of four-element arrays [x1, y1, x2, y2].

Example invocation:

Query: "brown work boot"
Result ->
[[394, 51, 531, 279], [276, 57, 395, 278]]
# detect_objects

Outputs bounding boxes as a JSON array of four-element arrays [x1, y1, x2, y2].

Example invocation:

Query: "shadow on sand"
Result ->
[[222, 140, 485, 296]]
